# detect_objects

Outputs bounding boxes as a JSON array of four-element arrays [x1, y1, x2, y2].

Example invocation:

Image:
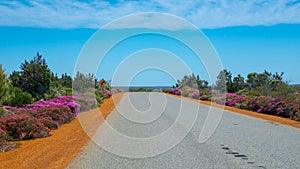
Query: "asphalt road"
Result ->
[[68, 92, 300, 169]]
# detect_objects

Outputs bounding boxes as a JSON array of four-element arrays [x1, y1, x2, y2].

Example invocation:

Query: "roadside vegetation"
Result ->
[[168, 70, 300, 122], [129, 88, 153, 92], [0, 53, 115, 152]]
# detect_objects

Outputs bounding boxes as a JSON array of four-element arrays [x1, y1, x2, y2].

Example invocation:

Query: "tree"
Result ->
[[9, 71, 21, 88], [246, 70, 285, 90], [272, 72, 284, 81], [215, 70, 226, 92], [269, 72, 285, 89], [73, 72, 96, 93], [175, 74, 199, 90], [60, 73, 72, 88], [0, 64, 11, 106], [215, 69, 233, 92], [232, 74, 245, 92], [246, 72, 268, 89], [196, 75, 209, 89], [9, 53, 51, 99]]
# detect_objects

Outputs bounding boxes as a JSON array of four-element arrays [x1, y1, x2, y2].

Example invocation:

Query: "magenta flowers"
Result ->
[[100, 89, 112, 99], [168, 89, 300, 121], [0, 96, 81, 141]]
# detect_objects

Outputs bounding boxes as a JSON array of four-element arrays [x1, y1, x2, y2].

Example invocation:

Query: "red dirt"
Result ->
[[0, 93, 124, 169], [167, 93, 300, 129]]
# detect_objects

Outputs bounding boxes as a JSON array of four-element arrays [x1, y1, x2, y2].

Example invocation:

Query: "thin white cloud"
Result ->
[[0, 0, 300, 29], [104, 13, 196, 30]]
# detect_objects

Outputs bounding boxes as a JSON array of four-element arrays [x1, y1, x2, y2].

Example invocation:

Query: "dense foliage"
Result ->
[[170, 71, 300, 121], [0, 53, 114, 152], [0, 65, 10, 107], [10, 53, 51, 99], [0, 96, 80, 142], [174, 73, 209, 90]]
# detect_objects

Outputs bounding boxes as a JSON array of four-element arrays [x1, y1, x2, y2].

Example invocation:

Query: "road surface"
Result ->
[[68, 92, 300, 169]]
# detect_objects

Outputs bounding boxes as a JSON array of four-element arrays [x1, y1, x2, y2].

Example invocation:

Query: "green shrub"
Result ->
[[44, 87, 73, 100], [95, 89, 112, 105], [95, 94, 103, 105], [8, 87, 33, 107], [200, 95, 210, 101], [62, 87, 73, 96], [0, 108, 6, 117], [292, 112, 300, 121]]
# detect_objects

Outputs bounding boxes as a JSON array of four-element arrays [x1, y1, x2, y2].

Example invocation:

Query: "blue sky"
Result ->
[[0, 0, 300, 86]]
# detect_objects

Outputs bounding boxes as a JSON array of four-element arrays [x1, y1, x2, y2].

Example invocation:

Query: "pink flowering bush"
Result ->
[[169, 88, 212, 101], [25, 96, 81, 117], [37, 116, 59, 129], [191, 90, 202, 99], [246, 96, 290, 117], [100, 89, 112, 99], [33, 106, 74, 126], [181, 90, 192, 97], [168, 89, 300, 121], [225, 93, 247, 108], [180, 90, 202, 98], [169, 89, 181, 95], [0, 96, 81, 142], [0, 115, 50, 140], [226, 95, 300, 120], [75, 94, 98, 112]]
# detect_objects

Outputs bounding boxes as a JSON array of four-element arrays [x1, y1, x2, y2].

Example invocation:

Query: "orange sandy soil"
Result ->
[[167, 93, 300, 129], [0, 93, 124, 169]]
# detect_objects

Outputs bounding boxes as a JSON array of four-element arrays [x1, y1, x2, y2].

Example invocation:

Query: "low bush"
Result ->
[[191, 90, 201, 99], [37, 116, 59, 129], [75, 88, 112, 111], [225, 93, 247, 107], [0, 89, 113, 147], [7, 87, 34, 107], [1, 96, 81, 142], [100, 89, 112, 99], [75, 94, 98, 112], [226, 94, 300, 120], [199, 95, 210, 101], [0, 115, 50, 140], [95, 89, 112, 106], [168, 89, 300, 121], [169, 89, 181, 95], [0, 127, 7, 143], [33, 106, 74, 125]]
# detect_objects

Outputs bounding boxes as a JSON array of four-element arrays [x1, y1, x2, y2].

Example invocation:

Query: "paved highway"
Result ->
[[68, 92, 300, 169]]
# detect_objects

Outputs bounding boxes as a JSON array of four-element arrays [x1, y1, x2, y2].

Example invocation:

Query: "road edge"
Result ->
[[166, 93, 300, 129]]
